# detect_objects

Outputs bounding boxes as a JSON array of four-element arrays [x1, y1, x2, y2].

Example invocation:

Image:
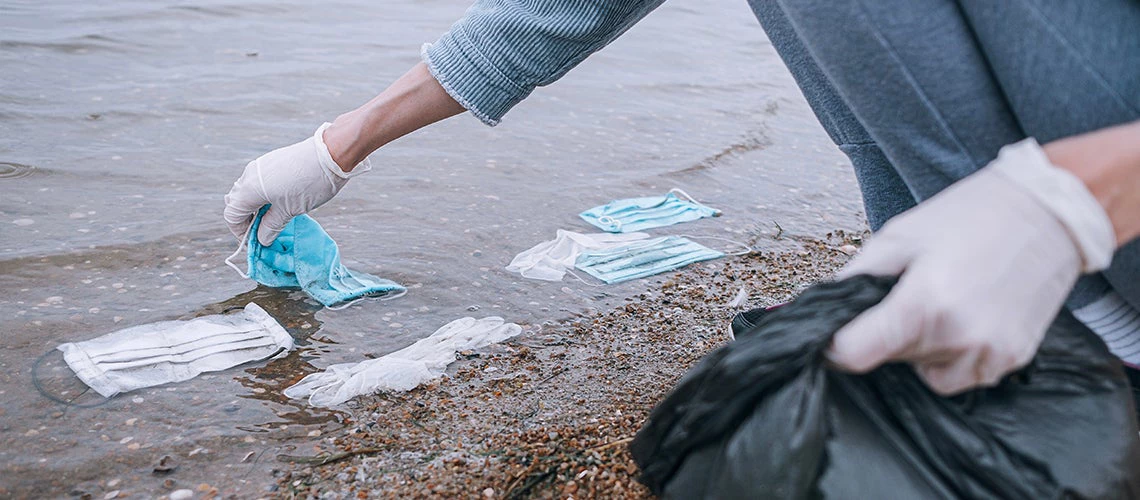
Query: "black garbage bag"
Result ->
[[631, 275, 1140, 499]]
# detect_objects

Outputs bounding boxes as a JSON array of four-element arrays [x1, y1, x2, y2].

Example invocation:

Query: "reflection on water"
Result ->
[[0, 0, 864, 495]]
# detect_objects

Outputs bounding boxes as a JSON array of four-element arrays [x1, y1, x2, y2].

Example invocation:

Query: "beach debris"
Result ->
[[726, 287, 749, 308], [284, 317, 522, 407], [55, 303, 291, 398]]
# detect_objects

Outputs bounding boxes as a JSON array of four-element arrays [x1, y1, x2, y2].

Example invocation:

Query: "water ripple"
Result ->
[[0, 162, 36, 179]]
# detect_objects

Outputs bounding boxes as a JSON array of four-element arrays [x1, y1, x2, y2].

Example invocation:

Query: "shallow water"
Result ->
[[0, 0, 864, 496]]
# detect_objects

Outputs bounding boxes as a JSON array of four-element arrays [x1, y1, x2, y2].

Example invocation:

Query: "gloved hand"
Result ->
[[223, 123, 370, 246], [828, 139, 1116, 395]]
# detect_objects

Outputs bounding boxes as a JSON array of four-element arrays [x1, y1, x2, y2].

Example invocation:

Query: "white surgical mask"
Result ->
[[58, 303, 293, 398]]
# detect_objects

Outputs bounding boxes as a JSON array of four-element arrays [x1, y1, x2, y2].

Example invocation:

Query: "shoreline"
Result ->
[[273, 231, 861, 498]]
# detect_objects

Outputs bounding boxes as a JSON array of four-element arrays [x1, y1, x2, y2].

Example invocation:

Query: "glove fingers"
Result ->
[[223, 204, 254, 241], [827, 277, 923, 373], [256, 205, 293, 246], [837, 233, 912, 280], [915, 353, 991, 396]]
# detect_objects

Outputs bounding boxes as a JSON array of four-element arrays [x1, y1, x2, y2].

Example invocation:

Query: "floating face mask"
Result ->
[[284, 316, 522, 407], [506, 230, 651, 281], [574, 236, 725, 284], [57, 303, 292, 398], [228, 206, 405, 308], [579, 188, 721, 233]]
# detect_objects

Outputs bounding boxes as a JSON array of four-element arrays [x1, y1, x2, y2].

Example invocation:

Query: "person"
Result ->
[[223, 0, 1140, 395]]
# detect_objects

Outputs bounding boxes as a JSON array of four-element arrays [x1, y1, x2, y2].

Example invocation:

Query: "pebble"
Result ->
[[107, 479, 120, 488], [104, 490, 119, 499], [482, 487, 495, 498], [838, 244, 858, 256], [125, 418, 137, 426], [169, 489, 194, 500]]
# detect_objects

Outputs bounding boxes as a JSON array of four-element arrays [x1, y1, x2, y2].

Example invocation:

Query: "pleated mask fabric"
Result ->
[[574, 236, 724, 284], [57, 303, 292, 398], [579, 189, 720, 233]]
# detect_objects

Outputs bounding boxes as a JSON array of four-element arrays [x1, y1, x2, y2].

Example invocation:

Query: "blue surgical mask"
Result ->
[[579, 188, 721, 233], [574, 236, 725, 284], [226, 206, 405, 308]]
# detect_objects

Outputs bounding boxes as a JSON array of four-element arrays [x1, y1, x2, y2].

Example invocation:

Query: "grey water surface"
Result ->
[[0, 0, 864, 496]]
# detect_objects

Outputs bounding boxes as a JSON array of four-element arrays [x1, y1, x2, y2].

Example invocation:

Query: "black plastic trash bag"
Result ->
[[631, 275, 1140, 499]]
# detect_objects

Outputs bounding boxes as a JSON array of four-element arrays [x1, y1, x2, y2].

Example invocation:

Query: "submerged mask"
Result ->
[[227, 206, 405, 308], [574, 236, 726, 284], [579, 188, 721, 233], [58, 303, 292, 398]]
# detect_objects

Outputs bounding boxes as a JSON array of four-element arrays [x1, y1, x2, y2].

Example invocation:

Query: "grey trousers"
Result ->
[[749, 0, 1140, 309]]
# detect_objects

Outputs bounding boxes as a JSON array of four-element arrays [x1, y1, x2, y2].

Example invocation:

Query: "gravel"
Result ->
[[274, 232, 861, 499]]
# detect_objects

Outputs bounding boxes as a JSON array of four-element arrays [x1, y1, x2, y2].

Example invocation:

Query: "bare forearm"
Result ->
[[322, 63, 464, 171], [1044, 120, 1140, 246]]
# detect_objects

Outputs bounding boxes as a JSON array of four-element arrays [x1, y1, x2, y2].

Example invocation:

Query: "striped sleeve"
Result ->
[[423, 0, 667, 126]]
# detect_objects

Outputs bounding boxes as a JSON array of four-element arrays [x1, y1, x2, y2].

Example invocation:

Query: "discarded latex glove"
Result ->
[[223, 123, 370, 246], [506, 229, 650, 281], [829, 139, 1115, 395], [58, 303, 292, 398], [579, 188, 720, 233], [227, 206, 405, 308], [284, 317, 522, 407]]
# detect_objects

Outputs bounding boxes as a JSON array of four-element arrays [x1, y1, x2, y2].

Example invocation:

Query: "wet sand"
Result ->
[[271, 231, 861, 499]]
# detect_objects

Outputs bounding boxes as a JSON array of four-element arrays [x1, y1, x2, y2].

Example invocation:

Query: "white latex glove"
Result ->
[[828, 139, 1115, 395], [223, 123, 370, 246]]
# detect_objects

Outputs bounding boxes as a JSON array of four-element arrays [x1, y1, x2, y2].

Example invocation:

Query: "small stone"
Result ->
[[467, 305, 480, 311], [153, 455, 178, 473], [106, 479, 120, 488], [307, 430, 321, 437], [838, 244, 858, 256], [127, 442, 141, 450], [103, 491, 119, 499], [482, 487, 495, 498], [169, 489, 194, 500], [125, 418, 137, 426]]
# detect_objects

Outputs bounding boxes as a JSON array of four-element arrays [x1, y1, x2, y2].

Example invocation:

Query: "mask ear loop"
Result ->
[[325, 288, 409, 311], [668, 188, 722, 215], [678, 234, 753, 256], [224, 226, 252, 279], [595, 215, 622, 232], [32, 350, 113, 409], [565, 269, 606, 287]]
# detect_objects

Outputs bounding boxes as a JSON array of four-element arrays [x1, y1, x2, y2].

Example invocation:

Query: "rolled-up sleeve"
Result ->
[[423, 0, 666, 126]]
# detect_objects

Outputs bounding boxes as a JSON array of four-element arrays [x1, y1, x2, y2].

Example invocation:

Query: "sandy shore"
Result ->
[[270, 231, 861, 499]]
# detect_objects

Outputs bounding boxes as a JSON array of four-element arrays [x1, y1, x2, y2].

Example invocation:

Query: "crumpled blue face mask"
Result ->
[[574, 236, 726, 284], [579, 188, 721, 233], [226, 206, 405, 308]]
